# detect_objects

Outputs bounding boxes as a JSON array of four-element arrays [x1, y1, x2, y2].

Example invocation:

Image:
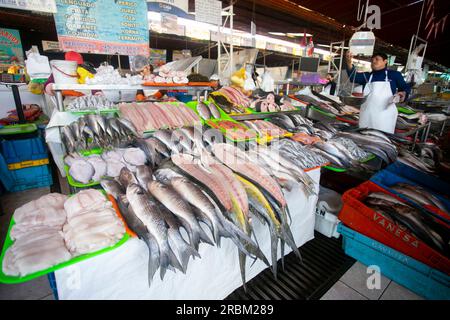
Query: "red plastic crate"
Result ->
[[338, 181, 450, 275]]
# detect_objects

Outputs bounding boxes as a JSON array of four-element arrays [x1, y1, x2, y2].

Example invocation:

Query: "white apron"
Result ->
[[359, 70, 398, 134]]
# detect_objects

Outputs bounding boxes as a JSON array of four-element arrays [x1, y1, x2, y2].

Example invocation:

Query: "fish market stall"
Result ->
[[53, 168, 320, 299]]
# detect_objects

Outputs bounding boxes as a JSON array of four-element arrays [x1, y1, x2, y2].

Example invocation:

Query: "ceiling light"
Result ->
[[268, 32, 287, 36], [286, 33, 312, 37]]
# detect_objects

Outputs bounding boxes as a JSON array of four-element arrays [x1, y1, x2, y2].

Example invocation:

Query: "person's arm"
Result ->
[[344, 51, 369, 86], [392, 71, 411, 102]]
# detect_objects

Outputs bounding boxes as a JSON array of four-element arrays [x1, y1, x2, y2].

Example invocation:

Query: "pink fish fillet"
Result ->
[[171, 154, 233, 211], [212, 144, 286, 207]]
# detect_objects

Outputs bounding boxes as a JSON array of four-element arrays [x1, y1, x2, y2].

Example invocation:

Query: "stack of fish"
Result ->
[[390, 183, 449, 216], [268, 113, 315, 135], [268, 139, 330, 170], [249, 93, 296, 112], [364, 192, 449, 256], [119, 102, 201, 134], [335, 130, 398, 165], [196, 101, 221, 120], [62, 115, 138, 153], [100, 137, 317, 289], [211, 87, 252, 111], [144, 67, 189, 84], [398, 143, 443, 174], [64, 147, 148, 184], [243, 120, 289, 138], [66, 95, 115, 111]]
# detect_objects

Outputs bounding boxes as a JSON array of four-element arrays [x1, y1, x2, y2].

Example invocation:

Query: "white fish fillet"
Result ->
[[122, 148, 147, 166], [87, 155, 107, 181], [10, 224, 61, 241], [69, 159, 95, 184], [14, 207, 66, 227], [64, 189, 108, 219], [106, 159, 126, 177]]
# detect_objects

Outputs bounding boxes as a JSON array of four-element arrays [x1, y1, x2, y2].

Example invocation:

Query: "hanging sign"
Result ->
[[54, 0, 150, 56], [147, 0, 189, 18], [0, 0, 56, 13], [0, 28, 24, 64], [195, 0, 222, 26], [42, 40, 61, 52]]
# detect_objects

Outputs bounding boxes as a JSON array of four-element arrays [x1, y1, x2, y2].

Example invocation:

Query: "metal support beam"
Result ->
[[327, 41, 345, 95]]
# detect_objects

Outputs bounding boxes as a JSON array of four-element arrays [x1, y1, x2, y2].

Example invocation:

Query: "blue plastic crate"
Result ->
[[1, 137, 48, 165], [338, 223, 450, 300], [371, 169, 450, 218], [385, 161, 450, 198], [2, 165, 53, 192]]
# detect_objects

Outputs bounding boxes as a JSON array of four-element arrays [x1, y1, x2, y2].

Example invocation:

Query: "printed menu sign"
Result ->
[[54, 0, 149, 56]]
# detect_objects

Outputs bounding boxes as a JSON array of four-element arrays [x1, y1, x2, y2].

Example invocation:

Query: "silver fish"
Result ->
[[136, 165, 153, 190], [118, 167, 138, 189], [148, 180, 214, 249], [196, 102, 212, 120], [100, 179, 124, 199], [126, 183, 182, 279], [208, 102, 221, 119]]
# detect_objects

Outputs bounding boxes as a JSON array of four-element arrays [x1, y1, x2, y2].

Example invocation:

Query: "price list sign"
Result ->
[[195, 0, 222, 26], [54, 0, 150, 56]]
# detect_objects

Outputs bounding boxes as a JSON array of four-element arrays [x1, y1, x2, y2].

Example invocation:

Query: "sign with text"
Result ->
[[42, 40, 61, 52], [147, 0, 189, 18], [0, 28, 24, 64], [0, 0, 56, 13], [195, 0, 222, 26], [54, 0, 149, 56]]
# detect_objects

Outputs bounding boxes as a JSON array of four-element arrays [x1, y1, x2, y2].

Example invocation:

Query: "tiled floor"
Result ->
[[321, 261, 424, 300]]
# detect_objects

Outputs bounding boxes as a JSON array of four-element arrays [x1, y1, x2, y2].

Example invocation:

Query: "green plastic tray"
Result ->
[[0, 123, 38, 135], [64, 148, 104, 188], [0, 194, 130, 284], [323, 154, 376, 172], [397, 106, 416, 115]]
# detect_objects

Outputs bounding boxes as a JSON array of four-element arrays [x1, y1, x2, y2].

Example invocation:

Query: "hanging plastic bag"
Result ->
[[25, 48, 52, 80], [260, 71, 274, 92], [243, 65, 256, 91]]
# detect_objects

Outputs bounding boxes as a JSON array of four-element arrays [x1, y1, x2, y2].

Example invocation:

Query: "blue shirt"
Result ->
[[346, 66, 411, 98]]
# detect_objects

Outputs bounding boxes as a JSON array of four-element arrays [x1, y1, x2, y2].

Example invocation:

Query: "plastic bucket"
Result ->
[[50, 60, 78, 84]]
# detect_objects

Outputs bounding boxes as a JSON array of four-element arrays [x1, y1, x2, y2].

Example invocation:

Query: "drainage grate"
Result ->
[[225, 232, 355, 300]]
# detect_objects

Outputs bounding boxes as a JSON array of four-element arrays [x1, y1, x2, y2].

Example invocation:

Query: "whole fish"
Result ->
[[136, 165, 153, 191], [172, 153, 234, 212], [208, 102, 221, 119], [117, 167, 138, 189], [313, 142, 352, 167], [153, 130, 178, 153], [116, 194, 160, 286], [62, 126, 76, 153], [70, 121, 81, 141], [135, 138, 158, 167], [148, 180, 214, 249], [392, 183, 448, 214], [196, 102, 212, 120], [172, 130, 193, 153], [117, 117, 139, 137], [100, 179, 124, 199], [85, 114, 104, 138], [126, 183, 182, 279], [108, 117, 125, 137], [146, 137, 170, 158], [157, 203, 200, 273], [211, 144, 287, 209]]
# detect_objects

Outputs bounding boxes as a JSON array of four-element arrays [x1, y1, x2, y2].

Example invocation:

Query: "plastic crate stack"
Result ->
[[337, 161, 450, 300], [0, 133, 52, 192]]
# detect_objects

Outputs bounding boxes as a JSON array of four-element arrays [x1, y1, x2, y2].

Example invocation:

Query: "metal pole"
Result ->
[[11, 84, 26, 123], [55, 90, 64, 112]]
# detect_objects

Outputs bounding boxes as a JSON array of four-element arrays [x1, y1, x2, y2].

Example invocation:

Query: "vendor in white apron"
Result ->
[[345, 52, 410, 134]]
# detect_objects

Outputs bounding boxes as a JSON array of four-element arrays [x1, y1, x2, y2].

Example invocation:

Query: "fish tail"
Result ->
[[281, 226, 302, 262], [280, 239, 286, 271], [238, 251, 247, 293], [143, 234, 159, 287], [170, 231, 200, 273], [268, 223, 279, 279], [198, 225, 214, 246], [159, 241, 182, 280]]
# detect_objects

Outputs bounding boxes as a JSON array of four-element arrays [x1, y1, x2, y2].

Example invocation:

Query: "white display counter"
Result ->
[[54, 168, 320, 300]]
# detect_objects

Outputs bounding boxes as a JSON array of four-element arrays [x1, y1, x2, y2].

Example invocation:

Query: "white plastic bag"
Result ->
[[260, 71, 274, 92], [243, 68, 256, 91], [25, 52, 52, 80]]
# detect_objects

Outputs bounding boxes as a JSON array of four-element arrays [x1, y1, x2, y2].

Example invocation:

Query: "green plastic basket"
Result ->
[[0, 193, 130, 284], [0, 124, 38, 136], [64, 148, 104, 188]]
